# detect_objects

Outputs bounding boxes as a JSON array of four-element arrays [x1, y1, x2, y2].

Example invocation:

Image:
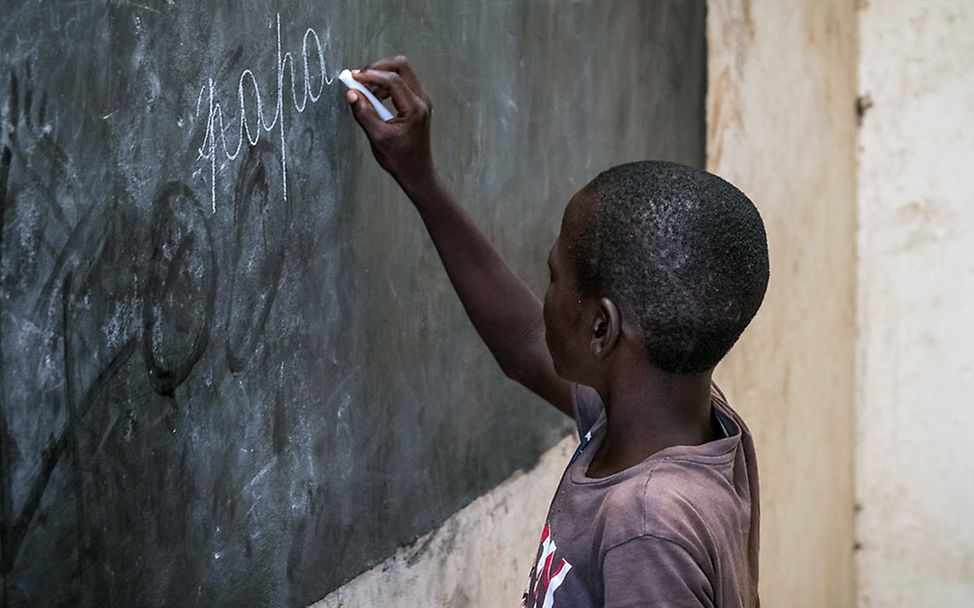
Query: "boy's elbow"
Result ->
[[490, 320, 545, 387], [496, 350, 526, 385]]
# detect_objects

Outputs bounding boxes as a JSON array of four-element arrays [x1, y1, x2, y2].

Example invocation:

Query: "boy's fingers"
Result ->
[[358, 79, 391, 101], [364, 56, 429, 103], [353, 69, 421, 115], [346, 90, 386, 138]]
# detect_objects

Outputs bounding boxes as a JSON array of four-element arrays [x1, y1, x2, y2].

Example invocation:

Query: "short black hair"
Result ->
[[574, 161, 769, 373]]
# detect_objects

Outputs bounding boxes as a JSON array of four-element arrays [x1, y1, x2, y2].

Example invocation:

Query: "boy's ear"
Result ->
[[590, 297, 621, 360]]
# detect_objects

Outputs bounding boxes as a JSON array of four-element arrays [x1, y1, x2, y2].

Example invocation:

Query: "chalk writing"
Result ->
[[195, 13, 334, 213]]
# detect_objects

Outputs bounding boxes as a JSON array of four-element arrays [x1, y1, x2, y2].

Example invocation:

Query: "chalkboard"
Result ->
[[0, 1, 705, 606]]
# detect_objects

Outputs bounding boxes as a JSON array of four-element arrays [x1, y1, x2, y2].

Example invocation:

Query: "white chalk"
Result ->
[[339, 69, 395, 121]]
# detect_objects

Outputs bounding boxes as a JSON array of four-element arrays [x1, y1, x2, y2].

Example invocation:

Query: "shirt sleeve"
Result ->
[[602, 536, 715, 608], [571, 383, 604, 438]]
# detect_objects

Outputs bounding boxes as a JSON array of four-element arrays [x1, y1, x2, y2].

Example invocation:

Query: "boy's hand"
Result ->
[[345, 56, 434, 187]]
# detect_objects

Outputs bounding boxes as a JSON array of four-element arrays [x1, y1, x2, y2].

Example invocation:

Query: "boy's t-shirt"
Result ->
[[521, 383, 760, 608]]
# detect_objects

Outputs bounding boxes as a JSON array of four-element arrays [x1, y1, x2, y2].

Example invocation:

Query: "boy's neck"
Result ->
[[586, 364, 717, 479]]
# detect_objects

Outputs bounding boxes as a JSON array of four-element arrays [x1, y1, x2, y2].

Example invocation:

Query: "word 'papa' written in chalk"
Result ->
[[195, 13, 335, 213]]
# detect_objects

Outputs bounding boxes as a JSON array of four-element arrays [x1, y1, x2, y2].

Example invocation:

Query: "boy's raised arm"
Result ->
[[344, 56, 573, 417]]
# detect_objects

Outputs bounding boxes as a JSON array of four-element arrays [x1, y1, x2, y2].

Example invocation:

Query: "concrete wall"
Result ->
[[856, 1, 974, 606], [313, 2, 862, 606], [708, 1, 858, 606]]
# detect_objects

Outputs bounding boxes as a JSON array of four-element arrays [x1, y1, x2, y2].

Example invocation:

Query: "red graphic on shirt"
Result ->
[[522, 523, 573, 608]]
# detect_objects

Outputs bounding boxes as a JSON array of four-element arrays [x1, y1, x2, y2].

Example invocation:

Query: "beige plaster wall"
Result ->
[[856, 1, 974, 606], [707, 1, 858, 606]]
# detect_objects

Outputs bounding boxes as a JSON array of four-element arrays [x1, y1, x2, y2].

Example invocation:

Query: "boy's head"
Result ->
[[543, 161, 769, 380]]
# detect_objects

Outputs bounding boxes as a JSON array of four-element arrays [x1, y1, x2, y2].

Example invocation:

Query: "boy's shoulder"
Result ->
[[586, 421, 760, 608], [554, 384, 760, 606], [594, 438, 749, 558], [571, 383, 756, 560]]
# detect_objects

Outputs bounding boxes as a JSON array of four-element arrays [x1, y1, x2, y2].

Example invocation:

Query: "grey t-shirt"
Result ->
[[521, 384, 760, 607]]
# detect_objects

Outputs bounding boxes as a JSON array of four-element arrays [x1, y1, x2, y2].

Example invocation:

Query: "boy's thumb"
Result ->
[[347, 90, 382, 135]]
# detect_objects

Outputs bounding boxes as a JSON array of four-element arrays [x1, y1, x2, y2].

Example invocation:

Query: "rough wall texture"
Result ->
[[857, 1, 974, 606], [707, 1, 858, 606]]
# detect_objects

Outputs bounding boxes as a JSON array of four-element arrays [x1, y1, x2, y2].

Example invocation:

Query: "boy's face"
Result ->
[[543, 189, 597, 382]]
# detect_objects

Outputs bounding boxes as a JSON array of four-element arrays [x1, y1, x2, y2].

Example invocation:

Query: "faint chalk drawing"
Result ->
[[142, 181, 217, 396], [225, 141, 292, 374]]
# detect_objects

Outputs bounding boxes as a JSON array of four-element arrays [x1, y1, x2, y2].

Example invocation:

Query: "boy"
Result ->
[[344, 57, 767, 607]]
